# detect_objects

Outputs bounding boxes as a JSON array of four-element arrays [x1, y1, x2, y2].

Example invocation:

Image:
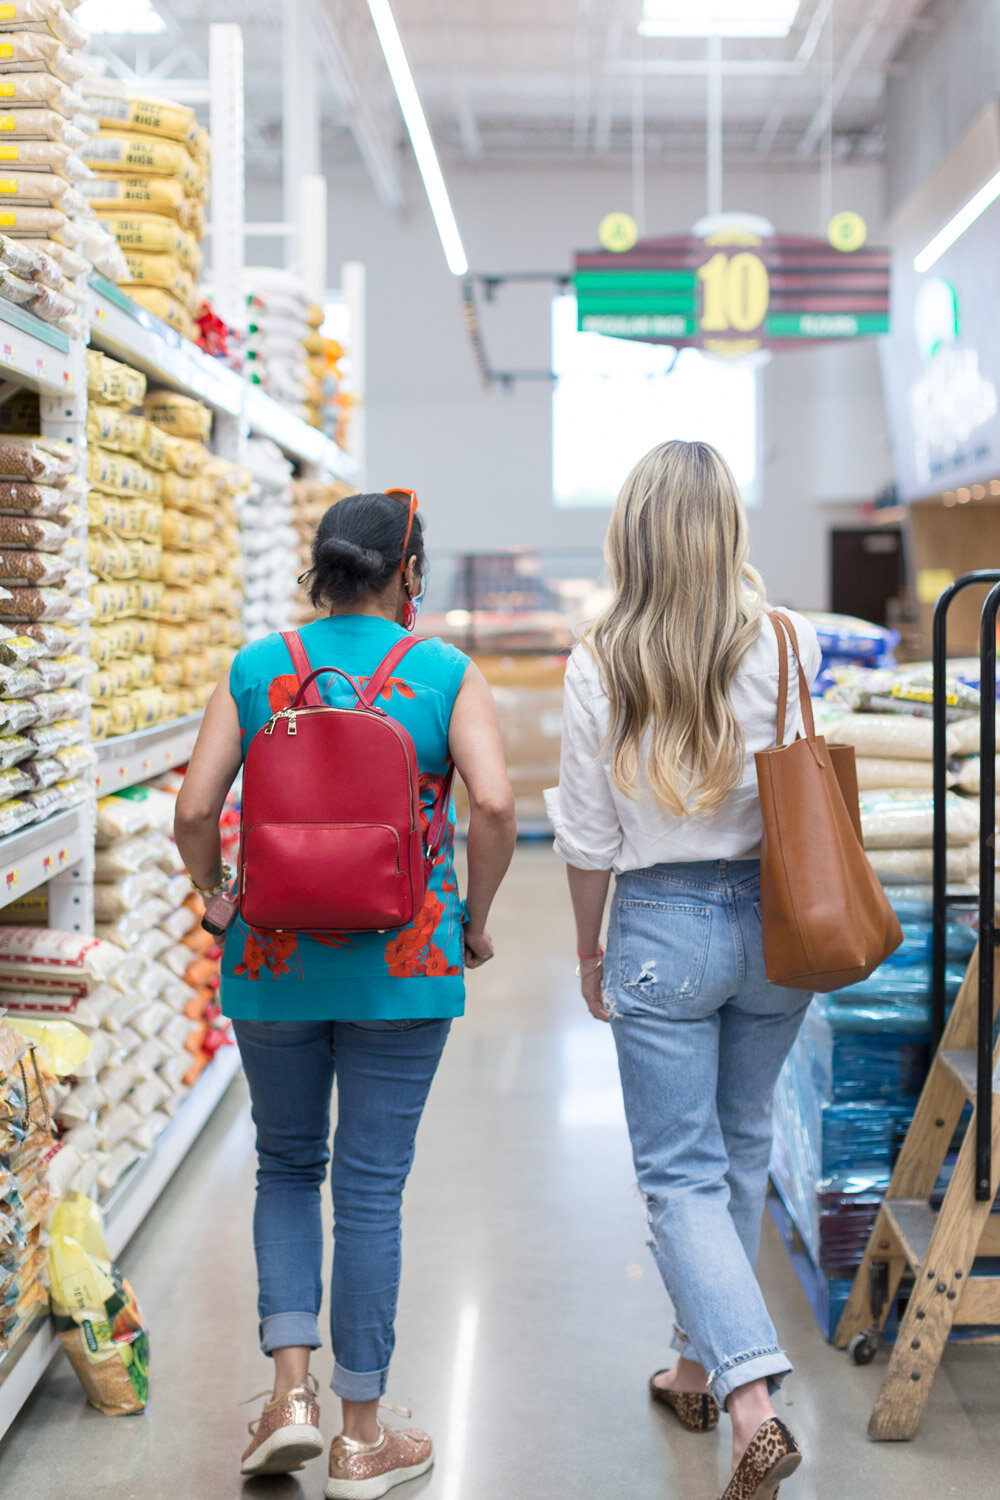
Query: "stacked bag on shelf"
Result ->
[[0, 1016, 55, 1354], [0, 424, 92, 835], [305, 330, 352, 441], [0, 786, 233, 1209], [243, 268, 317, 420], [0, 2, 126, 294], [87, 355, 244, 738], [235, 436, 297, 642], [81, 79, 210, 341], [287, 477, 348, 629]]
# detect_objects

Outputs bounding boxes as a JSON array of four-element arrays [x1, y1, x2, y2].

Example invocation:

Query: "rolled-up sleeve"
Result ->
[[544, 654, 623, 871]]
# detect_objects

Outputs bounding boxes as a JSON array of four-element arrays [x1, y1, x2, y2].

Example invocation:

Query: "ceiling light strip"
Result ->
[[913, 168, 1000, 273], [364, 0, 469, 276]]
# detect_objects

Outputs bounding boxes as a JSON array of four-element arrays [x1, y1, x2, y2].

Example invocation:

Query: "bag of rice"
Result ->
[[82, 174, 185, 219], [48, 1193, 149, 1415], [80, 87, 197, 146], [0, 927, 123, 995], [144, 390, 210, 442]]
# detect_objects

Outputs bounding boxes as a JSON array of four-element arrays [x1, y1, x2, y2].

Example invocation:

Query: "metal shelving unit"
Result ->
[[0, 809, 89, 916], [93, 715, 204, 797], [0, 300, 74, 396]]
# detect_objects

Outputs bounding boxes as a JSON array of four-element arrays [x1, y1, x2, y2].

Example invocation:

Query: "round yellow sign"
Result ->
[[598, 212, 639, 254], [827, 211, 868, 254]]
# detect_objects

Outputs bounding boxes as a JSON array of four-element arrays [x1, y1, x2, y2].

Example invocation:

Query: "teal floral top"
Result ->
[[221, 615, 470, 1022]]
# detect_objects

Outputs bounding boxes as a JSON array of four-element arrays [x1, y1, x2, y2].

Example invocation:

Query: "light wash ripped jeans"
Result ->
[[605, 859, 811, 1409]]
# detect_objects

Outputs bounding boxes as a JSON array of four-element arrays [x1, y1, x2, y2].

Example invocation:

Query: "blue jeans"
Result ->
[[233, 1017, 451, 1401], [605, 860, 811, 1409]]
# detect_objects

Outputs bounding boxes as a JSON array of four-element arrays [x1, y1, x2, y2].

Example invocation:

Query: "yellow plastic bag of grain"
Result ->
[[48, 1193, 149, 1416], [121, 251, 194, 304], [128, 286, 197, 338], [82, 89, 198, 148], [82, 135, 199, 192], [144, 390, 211, 442], [84, 175, 186, 220]]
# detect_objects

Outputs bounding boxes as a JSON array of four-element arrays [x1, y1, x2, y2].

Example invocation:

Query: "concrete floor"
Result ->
[[2, 843, 998, 1499]]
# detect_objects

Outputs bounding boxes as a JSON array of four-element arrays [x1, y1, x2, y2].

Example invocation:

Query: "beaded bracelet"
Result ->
[[192, 862, 232, 898]]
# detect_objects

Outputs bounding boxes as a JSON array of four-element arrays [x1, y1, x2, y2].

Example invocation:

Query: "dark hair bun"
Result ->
[[315, 534, 382, 583]]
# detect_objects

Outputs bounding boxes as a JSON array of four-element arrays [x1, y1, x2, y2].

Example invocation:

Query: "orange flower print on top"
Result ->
[[355, 674, 415, 703], [268, 674, 301, 714], [234, 923, 353, 980], [384, 891, 461, 978]]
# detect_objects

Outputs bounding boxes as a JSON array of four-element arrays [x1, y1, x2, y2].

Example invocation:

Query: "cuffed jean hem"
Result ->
[[260, 1311, 322, 1355], [708, 1347, 792, 1410], [332, 1361, 390, 1402]]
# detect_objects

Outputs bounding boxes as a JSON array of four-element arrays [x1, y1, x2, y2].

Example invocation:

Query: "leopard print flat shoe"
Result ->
[[649, 1370, 720, 1432], [719, 1417, 801, 1500]]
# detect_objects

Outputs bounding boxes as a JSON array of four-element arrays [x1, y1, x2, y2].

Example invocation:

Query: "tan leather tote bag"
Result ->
[[754, 612, 902, 992]]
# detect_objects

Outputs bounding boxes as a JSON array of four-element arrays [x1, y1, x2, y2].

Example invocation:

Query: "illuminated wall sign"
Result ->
[[574, 226, 891, 355]]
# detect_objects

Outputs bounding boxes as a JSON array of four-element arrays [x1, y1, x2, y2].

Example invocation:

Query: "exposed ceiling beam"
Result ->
[[755, 0, 834, 156], [796, 0, 915, 157], [314, 0, 405, 210]]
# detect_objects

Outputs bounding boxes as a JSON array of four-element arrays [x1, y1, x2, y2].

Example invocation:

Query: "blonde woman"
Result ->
[[546, 441, 820, 1500]]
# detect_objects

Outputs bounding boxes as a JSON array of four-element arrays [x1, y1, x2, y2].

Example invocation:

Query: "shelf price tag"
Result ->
[[57, 847, 68, 867], [5, 868, 18, 893]]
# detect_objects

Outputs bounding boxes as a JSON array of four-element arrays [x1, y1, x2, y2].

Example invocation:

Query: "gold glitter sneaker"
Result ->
[[240, 1376, 324, 1476], [649, 1369, 720, 1431], [719, 1417, 801, 1500], [325, 1413, 433, 1499]]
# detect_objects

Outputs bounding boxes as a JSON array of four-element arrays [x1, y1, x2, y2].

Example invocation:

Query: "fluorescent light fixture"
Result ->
[[639, 0, 800, 37], [77, 0, 166, 33], [914, 168, 1000, 273], [365, 0, 469, 277]]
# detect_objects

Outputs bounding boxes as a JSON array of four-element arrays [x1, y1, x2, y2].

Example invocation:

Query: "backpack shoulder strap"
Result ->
[[425, 762, 457, 864], [282, 631, 324, 707], [359, 635, 419, 708]]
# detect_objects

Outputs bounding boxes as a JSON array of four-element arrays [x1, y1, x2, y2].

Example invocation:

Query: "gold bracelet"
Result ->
[[575, 956, 605, 978], [193, 862, 231, 897]]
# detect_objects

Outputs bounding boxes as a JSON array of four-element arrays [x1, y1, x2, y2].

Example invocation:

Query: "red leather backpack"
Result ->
[[237, 631, 455, 933]]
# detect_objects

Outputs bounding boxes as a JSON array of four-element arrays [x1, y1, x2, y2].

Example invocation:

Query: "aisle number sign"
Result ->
[[574, 222, 890, 354]]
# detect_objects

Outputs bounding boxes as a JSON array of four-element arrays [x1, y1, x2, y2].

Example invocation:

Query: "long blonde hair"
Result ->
[[585, 439, 765, 816]]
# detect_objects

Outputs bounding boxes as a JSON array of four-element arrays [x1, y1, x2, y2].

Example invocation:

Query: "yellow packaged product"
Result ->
[[133, 579, 163, 617], [205, 646, 229, 679], [132, 654, 154, 686], [108, 697, 136, 736], [83, 174, 186, 220], [133, 540, 162, 581], [88, 448, 161, 501], [206, 614, 227, 646], [82, 89, 198, 148], [89, 582, 129, 620], [121, 251, 195, 304], [151, 657, 182, 689], [87, 404, 126, 451], [161, 510, 195, 549], [186, 620, 208, 652], [139, 422, 167, 472], [116, 620, 136, 658], [89, 626, 114, 668], [175, 688, 195, 716], [158, 550, 195, 587], [161, 434, 206, 476], [109, 660, 132, 694], [97, 212, 184, 257], [191, 681, 212, 711], [91, 704, 110, 740], [144, 390, 211, 442], [130, 687, 164, 728], [131, 619, 153, 653], [157, 588, 190, 624], [188, 582, 212, 619], [90, 668, 114, 701], [82, 135, 199, 189], [136, 499, 163, 542], [122, 582, 142, 616], [88, 535, 129, 580], [179, 652, 206, 686], [128, 285, 197, 338], [152, 624, 187, 661], [85, 351, 146, 409]]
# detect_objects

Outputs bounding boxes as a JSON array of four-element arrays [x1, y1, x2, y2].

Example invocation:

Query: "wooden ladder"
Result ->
[[834, 946, 1000, 1439]]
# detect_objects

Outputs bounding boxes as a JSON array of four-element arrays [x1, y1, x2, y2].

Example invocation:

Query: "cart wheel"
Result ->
[[848, 1332, 878, 1365]]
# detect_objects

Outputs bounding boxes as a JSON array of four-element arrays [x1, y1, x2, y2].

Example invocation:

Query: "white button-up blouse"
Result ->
[[544, 610, 822, 873]]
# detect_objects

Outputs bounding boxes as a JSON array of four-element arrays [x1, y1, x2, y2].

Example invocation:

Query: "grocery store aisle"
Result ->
[[3, 843, 1000, 1499]]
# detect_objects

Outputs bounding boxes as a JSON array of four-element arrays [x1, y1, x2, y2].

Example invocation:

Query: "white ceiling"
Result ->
[[92, 0, 934, 182]]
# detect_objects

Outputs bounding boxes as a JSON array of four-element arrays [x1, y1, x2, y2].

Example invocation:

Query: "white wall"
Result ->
[[247, 158, 892, 608]]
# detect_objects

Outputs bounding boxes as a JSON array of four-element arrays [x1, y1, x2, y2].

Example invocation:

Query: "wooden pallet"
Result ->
[[834, 947, 1000, 1439]]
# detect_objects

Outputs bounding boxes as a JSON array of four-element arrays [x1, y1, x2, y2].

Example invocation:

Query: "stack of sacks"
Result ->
[[819, 665, 986, 887], [0, 230, 84, 336], [0, 428, 92, 836], [805, 611, 901, 682], [0, 1016, 56, 1353], [0, 4, 125, 289], [304, 332, 357, 447], [81, 81, 210, 341], [244, 268, 312, 418], [287, 477, 348, 628], [142, 389, 244, 711], [235, 437, 296, 642], [86, 349, 167, 740]]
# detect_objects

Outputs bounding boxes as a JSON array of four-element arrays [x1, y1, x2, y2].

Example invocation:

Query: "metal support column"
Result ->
[[283, 0, 321, 273], [341, 260, 366, 483], [210, 23, 246, 334]]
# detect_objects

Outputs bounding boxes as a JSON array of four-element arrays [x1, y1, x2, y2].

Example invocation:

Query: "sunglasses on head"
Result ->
[[385, 487, 418, 575]]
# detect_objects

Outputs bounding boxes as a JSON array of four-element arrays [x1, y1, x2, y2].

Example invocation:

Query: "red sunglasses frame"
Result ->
[[385, 487, 418, 575]]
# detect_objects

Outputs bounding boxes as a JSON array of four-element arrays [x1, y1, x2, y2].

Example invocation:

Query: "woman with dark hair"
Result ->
[[175, 490, 516, 1498]]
